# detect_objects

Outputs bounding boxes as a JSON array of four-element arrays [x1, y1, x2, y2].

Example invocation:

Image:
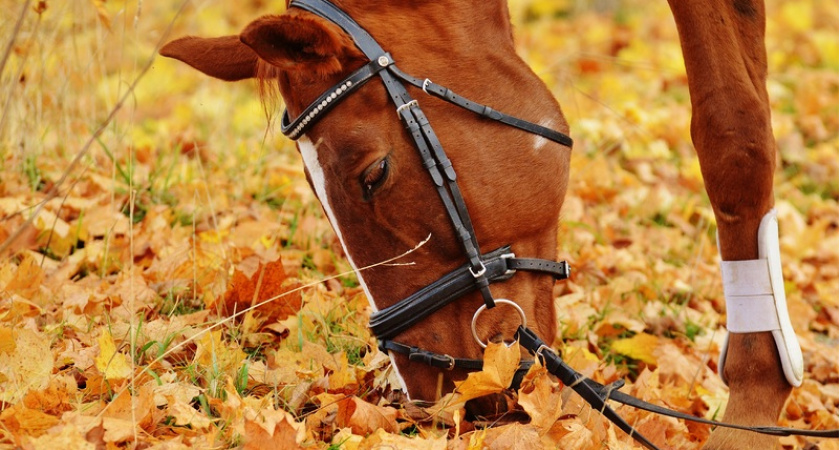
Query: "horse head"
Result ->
[[161, 0, 571, 406]]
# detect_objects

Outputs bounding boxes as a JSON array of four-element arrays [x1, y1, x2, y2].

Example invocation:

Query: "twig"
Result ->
[[97, 233, 432, 419], [0, 1, 190, 257], [0, 0, 31, 80]]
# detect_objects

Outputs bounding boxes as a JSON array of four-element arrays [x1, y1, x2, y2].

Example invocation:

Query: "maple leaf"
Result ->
[[546, 419, 596, 449], [453, 342, 520, 404], [0, 328, 54, 403], [194, 330, 246, 377], [23, 424, 96, 450], [222, 257, 302, 324], [517, 363, 563, 433], [468, 423, 542, 449], [335, 396, 399, 435], [243, 407, 306, 450], [3, 254, 44, 301]]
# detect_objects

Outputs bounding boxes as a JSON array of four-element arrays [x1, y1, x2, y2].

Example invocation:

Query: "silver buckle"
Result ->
[[536, 344, 553, 359], [422, 78, 432, 95], [469, 261, 487, 278], [395, 99, 418, 117], [444, 354, 455, 370], [501, 253, 516, 276]]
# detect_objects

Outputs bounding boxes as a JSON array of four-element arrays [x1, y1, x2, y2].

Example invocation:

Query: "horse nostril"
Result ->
[[488, 333, 504, 344]]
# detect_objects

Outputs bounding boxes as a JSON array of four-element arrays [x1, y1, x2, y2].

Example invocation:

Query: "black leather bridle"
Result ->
[[281, 0, 573, 372], [280, 0, 839, 447]]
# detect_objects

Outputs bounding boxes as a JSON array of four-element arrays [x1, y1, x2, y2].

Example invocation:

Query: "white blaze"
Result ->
[[297, 136, 410, 396]]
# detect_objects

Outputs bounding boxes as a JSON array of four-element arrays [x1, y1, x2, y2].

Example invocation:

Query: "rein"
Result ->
[[282, 0, 839, 446]]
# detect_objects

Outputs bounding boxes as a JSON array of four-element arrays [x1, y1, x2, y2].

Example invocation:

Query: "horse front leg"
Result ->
[[666, 1, 803, 448]]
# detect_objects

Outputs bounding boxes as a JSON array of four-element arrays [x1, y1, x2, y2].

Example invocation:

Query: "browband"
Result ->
[[281, 55, 393, 139]]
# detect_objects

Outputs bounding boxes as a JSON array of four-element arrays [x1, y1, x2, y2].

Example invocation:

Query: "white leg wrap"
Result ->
[[718, 209, 804, 387]]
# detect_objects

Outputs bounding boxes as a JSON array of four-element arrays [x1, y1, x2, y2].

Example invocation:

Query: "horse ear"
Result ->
[[239, 12, 362, 77], [159, 36, 259, 81]]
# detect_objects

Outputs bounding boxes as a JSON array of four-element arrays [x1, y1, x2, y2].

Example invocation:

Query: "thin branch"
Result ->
[[0, 1, 190, 257]]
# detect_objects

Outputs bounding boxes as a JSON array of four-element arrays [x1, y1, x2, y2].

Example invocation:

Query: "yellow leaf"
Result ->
[[194, 330, 245, 376], [327, 351, 357, 390], [454, 342, 520, 404], [94, 329, 132, 380], [0, 328, 53, 402], [610, 333, 659, 365]]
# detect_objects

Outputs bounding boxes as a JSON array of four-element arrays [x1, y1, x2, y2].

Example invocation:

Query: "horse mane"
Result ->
[[255, 60, 284, 123]]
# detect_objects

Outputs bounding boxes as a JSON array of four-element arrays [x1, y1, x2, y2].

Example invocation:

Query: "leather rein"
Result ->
[[281, 0, 839, 447]]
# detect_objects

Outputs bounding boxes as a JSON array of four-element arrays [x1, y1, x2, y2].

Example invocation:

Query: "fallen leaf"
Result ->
[[94, 329, 132, 380], [358, 428, 447, 449], [0, 327, 15, 354], [0, 328, 53, 403], [0, 403, 60, 439], [222, 258, 302, 323], [517, 363, 563, 432], [336, 396, 399, 435], [454, 342, 520, 404], [610, 332, 659, 365], [194, 330, 245, 377], [243, 407, 305, 450]]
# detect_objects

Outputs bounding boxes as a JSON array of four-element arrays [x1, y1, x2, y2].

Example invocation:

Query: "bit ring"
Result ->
[[470, 299, 527, 349]]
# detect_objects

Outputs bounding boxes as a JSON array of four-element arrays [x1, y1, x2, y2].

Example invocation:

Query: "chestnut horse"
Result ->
[[161, 0, 802, 448]]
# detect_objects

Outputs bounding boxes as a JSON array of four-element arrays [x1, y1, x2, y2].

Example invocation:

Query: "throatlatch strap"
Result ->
[[718, 209, 804, 387]]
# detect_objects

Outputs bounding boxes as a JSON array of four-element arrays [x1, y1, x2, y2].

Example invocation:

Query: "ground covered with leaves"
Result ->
[[0, 0, 837, 448]]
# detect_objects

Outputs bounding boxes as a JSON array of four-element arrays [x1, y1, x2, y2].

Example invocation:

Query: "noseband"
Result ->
[[282, 0, 572, 369], [280, 1, 839, 447]]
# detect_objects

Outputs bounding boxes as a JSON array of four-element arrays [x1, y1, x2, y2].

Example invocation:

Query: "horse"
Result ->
[[160, 0, 803, 448]]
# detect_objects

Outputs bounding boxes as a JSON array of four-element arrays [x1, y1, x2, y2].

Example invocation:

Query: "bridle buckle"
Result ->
[[469, 261, 487, 278], [501, 252, 516, 277], [422, 78, 432, 94], [444, 354, 456, 370], [535, 344, 553, 363], [395, 99, 418, 117]]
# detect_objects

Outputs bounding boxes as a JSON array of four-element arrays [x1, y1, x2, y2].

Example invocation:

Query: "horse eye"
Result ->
[[361, 157, 389, 200]]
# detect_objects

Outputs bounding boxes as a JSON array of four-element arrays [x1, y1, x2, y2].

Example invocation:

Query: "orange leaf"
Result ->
[[476, 423, 542, 449], [4, 254, 44, 300], [243, 407, 305, 450], [336, 396, 399, 435], [454, 342, 520, 404], [222, 258, 302, 323], [0, 328, 15, 354], [518, 363, 563, 432], [0, 403, 59, 438]]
